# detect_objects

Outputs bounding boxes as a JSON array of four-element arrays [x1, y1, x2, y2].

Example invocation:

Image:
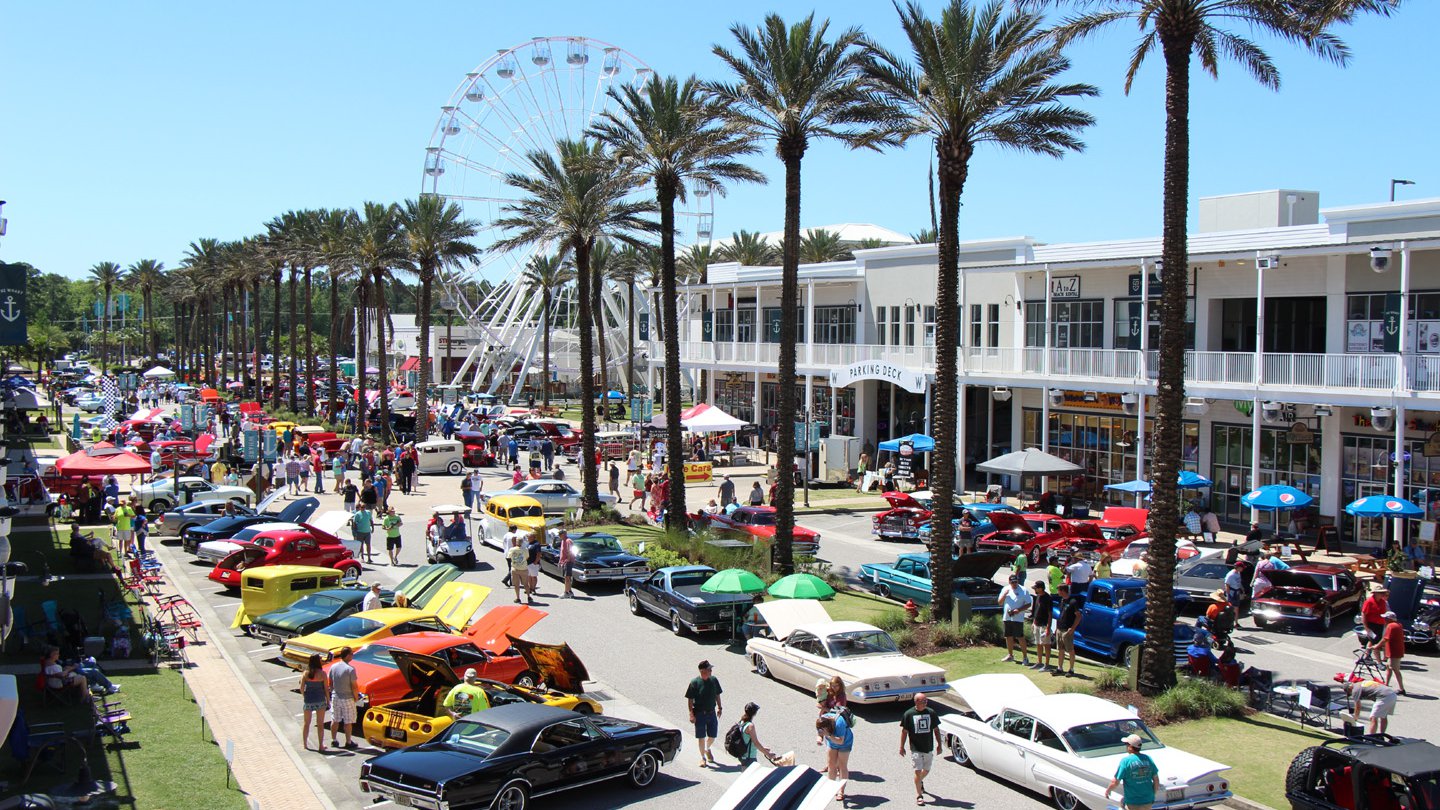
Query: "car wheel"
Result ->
[[1031, 547, 1042, 566], [230, 498, 248, 509], [628, 592, 642, 615], [447, 460, 464, 475], [670, 611, 686, 636], [1320, 609, 1332, 632], [514, 671, 539, 688], [574, 702, 595, 715], [463, 552, 476, 570], [426, 551, 436, 564], [876, 584, 892, 600], [1286, 747, 1322, 802], [150, 499, 172, 515], [490, 782, 528, 810], [1052, 788, 1081, 810], [754, 656, 771, 678], [338, 565, 362, 584], [1253, 615, 1268, 630], [627, 750, 660, 789], [947, 734, 972, 767], [1120, 645, 1135, 670]]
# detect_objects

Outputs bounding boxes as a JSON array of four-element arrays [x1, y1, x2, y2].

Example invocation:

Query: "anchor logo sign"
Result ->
[[0, 295, 20, 322]]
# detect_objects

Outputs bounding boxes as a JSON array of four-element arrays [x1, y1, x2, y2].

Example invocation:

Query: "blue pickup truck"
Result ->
[[1062, 579, 1192, 668], [626, 565, 754, 636]]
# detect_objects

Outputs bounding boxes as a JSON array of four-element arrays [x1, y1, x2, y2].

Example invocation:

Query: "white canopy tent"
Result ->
[[142, 366, 176, 379], [650, 402, 748, 434]]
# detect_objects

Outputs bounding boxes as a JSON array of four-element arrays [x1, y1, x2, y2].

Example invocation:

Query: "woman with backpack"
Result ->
[[726, 702, 776, 766], [817, 712, 854, 803]]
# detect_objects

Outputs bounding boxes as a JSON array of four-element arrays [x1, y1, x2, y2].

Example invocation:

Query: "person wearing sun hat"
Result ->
[[1107, 733, 1160, 809], [1361, 584, 1389, 654]]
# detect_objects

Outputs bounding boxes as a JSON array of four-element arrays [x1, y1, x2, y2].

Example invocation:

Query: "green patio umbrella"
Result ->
[[700, 568, 766, 594], [767, 573, 836, 600]]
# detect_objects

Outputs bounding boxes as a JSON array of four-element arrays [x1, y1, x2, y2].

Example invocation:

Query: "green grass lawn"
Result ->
[[822, 590, 906, 625], [7, 517, 114, 582], [922, 645, 1124, 692]]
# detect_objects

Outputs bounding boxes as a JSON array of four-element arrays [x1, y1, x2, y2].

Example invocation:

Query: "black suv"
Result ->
[[1286, 734, 1440, 810]]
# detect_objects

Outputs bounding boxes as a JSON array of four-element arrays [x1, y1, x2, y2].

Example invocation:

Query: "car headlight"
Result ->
[[357, 692, 369, 705]]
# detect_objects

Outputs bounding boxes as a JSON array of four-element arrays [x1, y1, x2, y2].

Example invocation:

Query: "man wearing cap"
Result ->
[[1223, 562, 1246, 607], [685, 660, 723, 767], [998, 574, 1033, 665], [1107, 733, 1160, 810], [442, 669, 492, 719], [1030, 580, 1054, 672], [1341, 676, 1398, 734], [718, 474, 736, 508], [1370, 611, 1407, 694]]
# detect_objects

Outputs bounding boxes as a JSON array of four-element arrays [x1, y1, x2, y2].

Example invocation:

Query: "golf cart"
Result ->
[[425, 504, 476, 569]]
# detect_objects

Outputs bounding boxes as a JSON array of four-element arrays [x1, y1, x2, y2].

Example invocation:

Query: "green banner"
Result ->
[[0, 263, 28, 346], [1383, 293, 1402, 353]]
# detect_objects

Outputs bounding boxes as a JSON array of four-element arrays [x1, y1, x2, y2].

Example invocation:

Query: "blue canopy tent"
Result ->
[[878, 433, 934, 453]]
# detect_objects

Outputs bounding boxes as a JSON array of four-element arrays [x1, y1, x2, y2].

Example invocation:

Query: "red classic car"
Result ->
[[335, 605, 549, 709], [1249, 563, 1364, 632], [872, 491, 932, 541], [1042, 519, 1146, 564], [974, 511, 1098, 565], [452, 432, 497, 467], [294, 428, 346, 454], [208, 525, 362, 588], [693, 506, 821, 556]]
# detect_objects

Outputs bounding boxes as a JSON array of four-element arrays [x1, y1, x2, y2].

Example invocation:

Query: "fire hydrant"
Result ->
[[904, 599, 919, 623]]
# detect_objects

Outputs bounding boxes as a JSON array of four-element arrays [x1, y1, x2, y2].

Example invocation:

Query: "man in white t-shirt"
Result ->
[[361, 582, 384, 613], [1065, 557, 1094, 588], [501, 528, 520, 587]]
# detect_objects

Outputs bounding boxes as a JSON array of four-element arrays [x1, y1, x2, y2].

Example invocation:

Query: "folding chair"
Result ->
[[7, 707, 69, 784], [1294, 686, 1347, 730], [1188, 655, 1213, 678], [1242, 667, 1275, 711], [89, 691, 132, 744]]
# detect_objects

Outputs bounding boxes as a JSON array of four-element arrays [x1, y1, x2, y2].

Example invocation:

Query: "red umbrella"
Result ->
[[57, 449, 152, 477]]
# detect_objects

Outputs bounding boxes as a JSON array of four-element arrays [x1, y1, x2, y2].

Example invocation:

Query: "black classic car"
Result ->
[[538, 532, 649, 585], [360, 703, 681, 810], [625, 565, 754, 636], [182, 496, 319, 553]]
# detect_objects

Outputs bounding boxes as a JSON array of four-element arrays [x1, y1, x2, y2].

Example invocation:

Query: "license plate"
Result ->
[[386, 727, 407, 742], [1167, 788, 1185, 802], [394, 795, 412, 808]]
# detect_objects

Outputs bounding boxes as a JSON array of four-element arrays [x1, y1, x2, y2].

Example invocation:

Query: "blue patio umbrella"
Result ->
[[1177, 471, 1213, 489], [605, 390, 626, 400], [1103, 479, 1153, 494], [1240, 484, 1314, 511], [878, 433, 935, 453], [1345, 495, 1423, 518]]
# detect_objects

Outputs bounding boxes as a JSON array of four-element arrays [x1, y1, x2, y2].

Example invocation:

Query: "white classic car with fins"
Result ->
[[939, 674, 1232, 810], [745, 601, 947, 704]]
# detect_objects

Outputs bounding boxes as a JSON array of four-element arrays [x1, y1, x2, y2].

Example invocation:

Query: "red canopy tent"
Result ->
[[54, 448, 153, 476]]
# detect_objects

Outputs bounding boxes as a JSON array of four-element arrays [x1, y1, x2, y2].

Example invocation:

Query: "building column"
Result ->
[[888, 383, 897, 441], [957, 382, 968, 495], [1250, 397, 1263, 525], [1135, 392, 1147, 482], [805, 279, 815, 367], [731, 284, 739, 357], [1043, 264, 1053, 376]]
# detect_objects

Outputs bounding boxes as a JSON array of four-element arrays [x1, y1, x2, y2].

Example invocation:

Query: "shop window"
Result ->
[[1113, 298, 1195, 350], [970, 304, 982, 347], [987, 304, 1000, 348], [813, 306, 856, 345], [1025, 300, 1104, 349], [1345, 291, 1440, 354]]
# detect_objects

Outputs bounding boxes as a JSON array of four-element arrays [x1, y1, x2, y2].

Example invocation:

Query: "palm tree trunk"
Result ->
[[929, 137, 968, 619], [659, 188, 687, 530], [252, 279, 263, 403], [271, 269, 282, 410], [1140, 40, 1192, 696], [416, 266, 434, 439], [542, 291, 552, 409], [328, 276, 341, 422], [221, 286, 232, 382], [627, 280, 636, 397], [773, 145, 803, 575], [594, 272, 608, 419], [304, 267, 315, 417], [373, 271, 392, 439], [575, 240, 601, 510], [145, 289, 156, 364], [289, 266, 299, 411], [356, 280, 369, 434]]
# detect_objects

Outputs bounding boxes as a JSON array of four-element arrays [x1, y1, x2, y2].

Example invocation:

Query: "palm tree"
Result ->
[[715, 230, 777, 266], [1033, 0, 1397, 693], [611, 245, 648, 396], [400, 196, 481, 439], [87, 261, 123, 374], [589, 239, 616, 409], [318, 209, 358, 422], [492, 139, 657, 510], [520, 253, 574, 409], [678, 243, 715, 284], [590, 73, 763, 529], [909, 227, 937, 244], [355, 201, 409, 438], [24, 323, 70, 371], [854, 237, 888, 250], [125, 259, 165, 363], [710, 14, 896, 573], [291, 210, 324, 416], [799, 228, 850, 263], [868, 0, 1096, 619]]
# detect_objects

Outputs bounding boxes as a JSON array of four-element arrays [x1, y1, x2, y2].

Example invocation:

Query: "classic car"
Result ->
[[916, 502, 1023, 546], [452, 431, 498, 467], [363, 652, 602, 749], [1174, 551, 1255, 607], [692, 506, 821, 557], [1060, 580, 1193, 668], [477, 494, 548, 551], [625, 565, 754, 636], [746, 601, 948, 704], [538, 532, 649, 584], [1110, 537, 1201, 578], [713, 764, 836, 810], [133, 476, 256, 514], [278, 582, 492, 668], [293, 427, 346, 454], [940, 673, 1232, 810], [207, 524, 362, 588], [145, 437, 215, 461], [75, 393, 106, 412], [156, 495, 262, 539], [872, 491, 933, 541], [359, 704, 681, 810], [415, 439, 468, 475], [247, 564, 463, 644], [587, 430, 637, 461], [1042, 518, 1146, 565], [975, 511, 1097, 565], [230, 565, 344, 628], [340, 604, 550, 708], [534, 419, 581, 451], [857, 551, 1010, 608], [1250, 563, 1363, 631], [181, 496, 320, 553], [486, 481, 618, 514]]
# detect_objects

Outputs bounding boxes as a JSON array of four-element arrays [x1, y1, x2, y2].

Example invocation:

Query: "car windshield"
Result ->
[[349, 645, 399, 670], [743, 511, 775, 526], [575, 537, 623, 556], [509, 504, 544, 518], [824, 630, 900, 658], [669, 571, 710, 588], [316, 617, 384, 639], [439, 719, 510, 758], [1120, 543, 1148, 560], [550, 424, 573, 437], [290, 594, 346, 612], [1062, 719, 1161, 758], [1303, 573, 1337, 591]]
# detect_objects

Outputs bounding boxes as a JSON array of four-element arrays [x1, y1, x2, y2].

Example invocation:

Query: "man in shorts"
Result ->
[[1054, 583, 1084, 677], [500, 526, 520, 587], [1030, 580, 1054, 672], [382, 507, 403, 566], [1342, 676, 1398, 734], [350, 506, 374, 564], [525, 531, 542, 603], [684, 660, 723, 767], [899, 692, 942, 805], [327, 646, 359, 748], [1107, 734, 1160, 810], [998, 574, 1033, 665], [557, 530, 576, 599], [112, 499, 136, 558], [506, 534, 527, 603]]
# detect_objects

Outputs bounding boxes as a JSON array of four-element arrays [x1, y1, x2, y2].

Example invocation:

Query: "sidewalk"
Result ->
[[147, 545, 338, 810]]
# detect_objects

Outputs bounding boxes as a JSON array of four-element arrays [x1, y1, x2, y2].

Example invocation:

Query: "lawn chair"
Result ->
[[1295, 684, 1347, 731], [89, 691, 132, 744], [1187, 654, 1213, 678], [7, 707, 69, 784], [36, 660, 83, 707], [1242, 667, 1275, 711]]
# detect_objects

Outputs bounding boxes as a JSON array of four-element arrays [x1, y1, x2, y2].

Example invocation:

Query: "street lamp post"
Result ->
[[1390, 179, 1415, 202], [439, 295, 456, 388]]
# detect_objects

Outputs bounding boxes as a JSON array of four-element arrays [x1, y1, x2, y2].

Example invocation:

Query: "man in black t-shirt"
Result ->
[[1031, 581, 1055, 672], [899, 693, 942, 805], [1054, 584, 1085, 677]]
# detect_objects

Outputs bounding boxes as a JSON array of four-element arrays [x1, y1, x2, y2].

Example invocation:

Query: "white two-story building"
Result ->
[[651, 190, 1440, 548]]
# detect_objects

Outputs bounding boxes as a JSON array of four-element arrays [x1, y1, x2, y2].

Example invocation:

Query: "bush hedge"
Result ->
[[1150, 677, 1247, 722]]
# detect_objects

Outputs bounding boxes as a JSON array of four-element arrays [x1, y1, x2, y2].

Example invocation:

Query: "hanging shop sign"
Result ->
[[896, 438, 915, 479], [1056, 390, 1129, 412], [0, 263, 27, 346], [828, 361, 927, 394], [1424, 431, 1440, 458], [1050, 276, 1081, 300], [1287, 422, 1315, 445]]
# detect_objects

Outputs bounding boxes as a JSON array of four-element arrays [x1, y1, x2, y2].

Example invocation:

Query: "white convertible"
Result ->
[[745, 601, 948, 705], [939, 674, 1232, 810]]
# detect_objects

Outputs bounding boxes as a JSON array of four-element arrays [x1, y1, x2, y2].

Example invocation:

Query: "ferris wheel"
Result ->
[[421, 36, 714, 399]]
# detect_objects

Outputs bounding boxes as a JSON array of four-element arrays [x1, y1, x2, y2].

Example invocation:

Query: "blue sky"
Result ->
[[1, 1, 1433, 280]]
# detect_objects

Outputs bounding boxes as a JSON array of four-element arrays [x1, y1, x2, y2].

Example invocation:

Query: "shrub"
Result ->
[[874, 609, 910, 633], [640, 544, 688, 571], [929, 622, 963, 649], [1058, 682, 1095, 696], [891, 627, 917, 652], [1150, 678, 1247, 723], [954, 615, 1003, 647], [1093, 668, 1129, 691]]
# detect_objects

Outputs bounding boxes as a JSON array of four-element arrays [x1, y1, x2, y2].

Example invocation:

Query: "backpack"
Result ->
[[723, 721, 749, 759]]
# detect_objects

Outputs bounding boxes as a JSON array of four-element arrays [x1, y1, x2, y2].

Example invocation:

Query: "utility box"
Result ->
[[821, 436, 861, 483]]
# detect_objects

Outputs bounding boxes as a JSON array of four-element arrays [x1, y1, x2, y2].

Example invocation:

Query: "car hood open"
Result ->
[[952, 551, 1015, 579], [753, 600, 831, 642], [1263, 569, 1325, 592], [985, 512, 1035, 535], [462, 605, 547, 654], [946, 673, 1043, 720], [881, 491, 922, 510], [507, 637, 591, 693], [389, 649, 459, 695]]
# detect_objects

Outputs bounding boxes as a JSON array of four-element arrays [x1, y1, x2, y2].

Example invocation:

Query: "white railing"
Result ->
[[1186, 351, 1255, 385], [1262, 353, 1398, 390], [1408, 355, 1440, 392]]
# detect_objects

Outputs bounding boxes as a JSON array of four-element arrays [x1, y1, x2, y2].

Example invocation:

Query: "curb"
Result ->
[[1222, 797, 1278, 810]]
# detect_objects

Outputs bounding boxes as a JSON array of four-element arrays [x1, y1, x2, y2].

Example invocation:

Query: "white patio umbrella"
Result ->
[[976, 447, 1082, 476]]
